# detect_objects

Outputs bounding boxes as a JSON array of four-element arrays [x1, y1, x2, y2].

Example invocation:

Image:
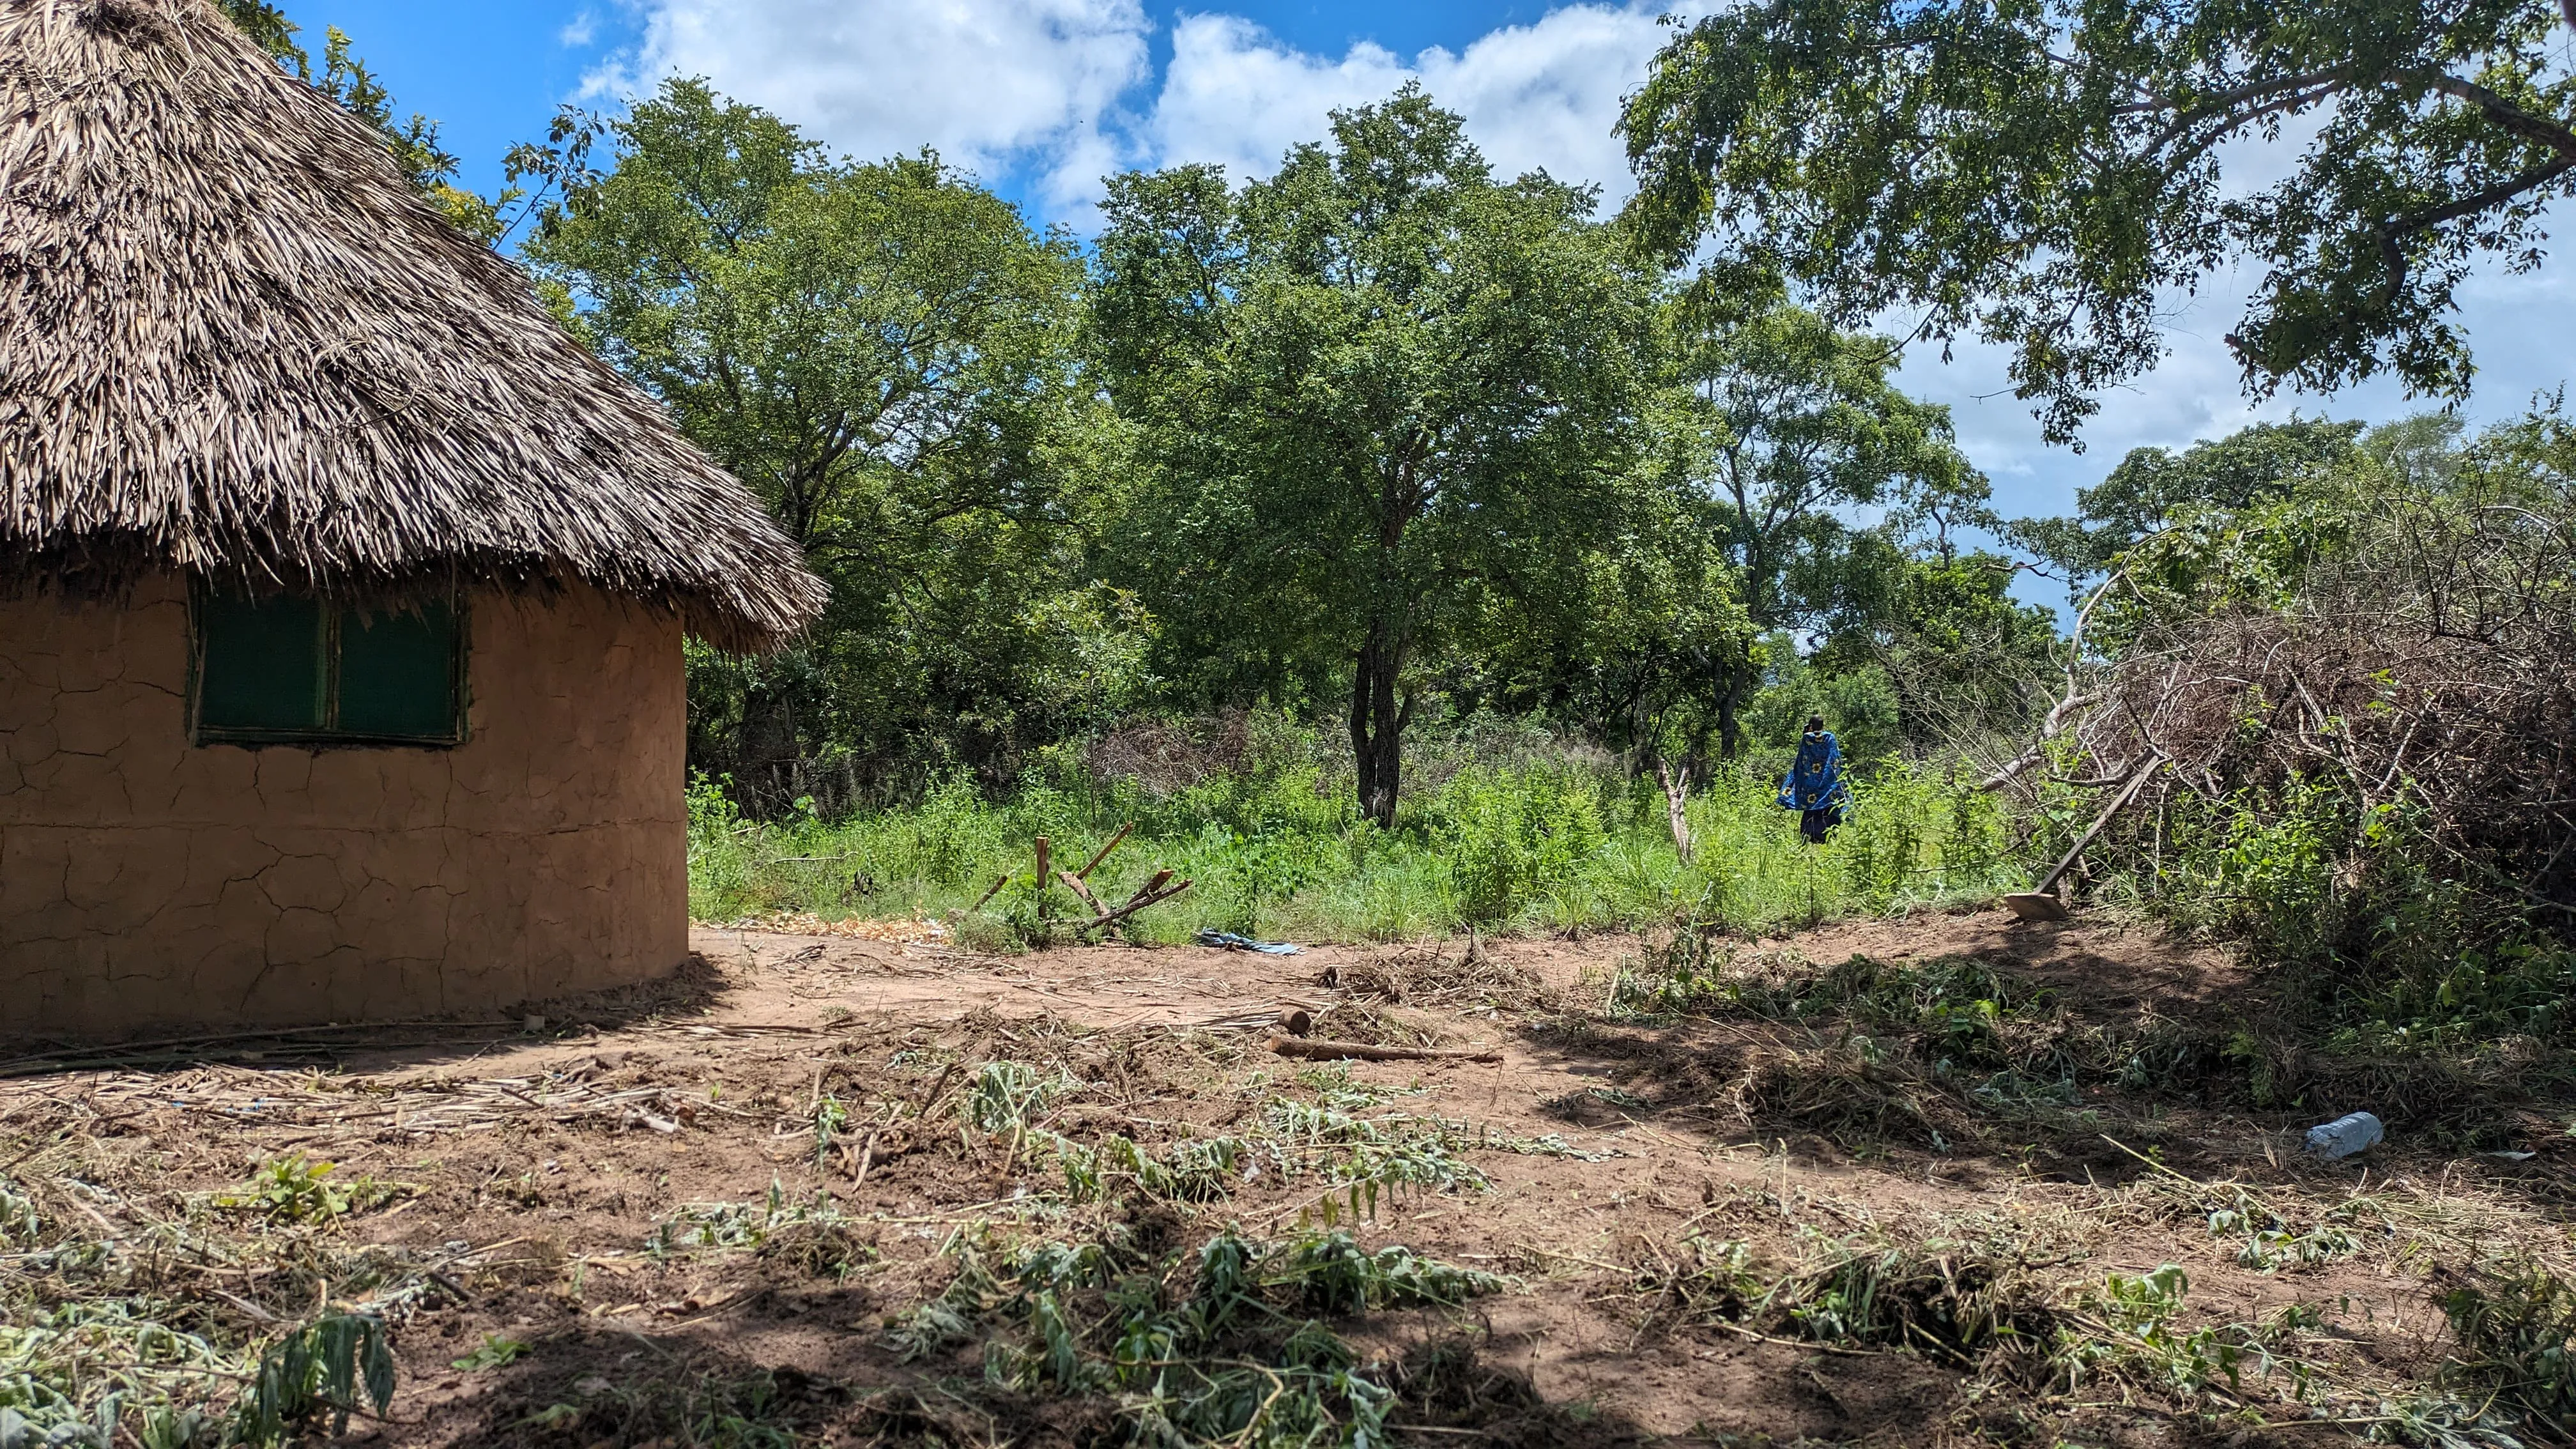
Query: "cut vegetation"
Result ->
[[8, 909, 2576, 1446]]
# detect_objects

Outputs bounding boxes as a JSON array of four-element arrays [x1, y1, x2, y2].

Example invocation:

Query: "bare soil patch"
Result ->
[[4, 907, 2568, 1446]]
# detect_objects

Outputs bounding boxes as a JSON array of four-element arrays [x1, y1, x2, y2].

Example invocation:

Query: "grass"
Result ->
[[687, 747, 2021, 944]]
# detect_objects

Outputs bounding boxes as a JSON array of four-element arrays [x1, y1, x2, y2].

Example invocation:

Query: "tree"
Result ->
[[1090, 87, 1661, 826], [2012, 418, 2368, 584], [1549, 510, 1758, 858], [522, 80, 1103, 804], [1621, 0, 2576, 444], [1804, 537, 2062, 754], [1669, 303, 1984, 748]]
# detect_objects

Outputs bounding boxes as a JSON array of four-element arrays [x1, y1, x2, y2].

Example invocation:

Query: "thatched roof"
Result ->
[[0, 0, 825, 650]]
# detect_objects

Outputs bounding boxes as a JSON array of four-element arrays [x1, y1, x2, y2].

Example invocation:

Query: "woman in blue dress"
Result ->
[[1779, 714, 1848, 843]]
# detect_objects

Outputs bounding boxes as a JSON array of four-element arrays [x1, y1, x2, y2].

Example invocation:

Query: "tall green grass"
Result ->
[[688, 743, 2021, 944]]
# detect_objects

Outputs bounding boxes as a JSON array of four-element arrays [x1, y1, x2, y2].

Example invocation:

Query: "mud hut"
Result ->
[[0, 0, 826, 1037]]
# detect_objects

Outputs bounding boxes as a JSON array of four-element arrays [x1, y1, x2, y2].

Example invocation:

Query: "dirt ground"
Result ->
[[4, 905, 2568, 1446]]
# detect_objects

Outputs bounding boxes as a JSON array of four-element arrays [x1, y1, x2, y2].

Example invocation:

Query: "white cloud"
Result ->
[[558, 10, 597, 47], [1146, 17, 1406, 181], [587, 1, 1666, 213], [591, 0, 1153, 187], [1148, 5, 1666, 199]]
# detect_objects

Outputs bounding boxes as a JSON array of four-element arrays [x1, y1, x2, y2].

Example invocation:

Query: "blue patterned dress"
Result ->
[[1779, 730, 1848, 842]]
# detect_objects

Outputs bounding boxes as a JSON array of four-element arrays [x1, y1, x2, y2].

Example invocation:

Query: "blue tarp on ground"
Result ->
[[1195, 930, 1301, 956]]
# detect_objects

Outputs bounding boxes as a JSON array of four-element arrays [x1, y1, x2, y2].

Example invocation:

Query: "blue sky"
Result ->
[[283, 0, 2576, 581]]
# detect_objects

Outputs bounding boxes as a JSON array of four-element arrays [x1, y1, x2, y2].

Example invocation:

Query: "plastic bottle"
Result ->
[[2304, 1111, 2384, 1160]]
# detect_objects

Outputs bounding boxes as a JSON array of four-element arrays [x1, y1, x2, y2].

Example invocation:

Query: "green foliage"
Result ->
[[2012, 418, 2367, 584], [895, 1224, 1505, 1446], [2110, 700, 2576, 1056], [652, 1183, 866, 1257], [689, 740, 2020, 940], [2442, 1264, 2576, 1434], [1678, 305, 1981, 638], [4, 1303, 225, 1447], [530, 1370, 807, 1449], [215, 1155, 388, 1225], [232, 1313, 395, 1446], [2062, 1266, 2283, 1399], [522, 80, 1113, 806], [449, 1334, 528, 1372], [1091, 85, 1661, 824], [2066, 411, 2576, 1054], [1434, 767, 1611, 926], [2204, 1193, 2365, 1272], [1621, 0, 2576, 441], [1646, 1224, 2058, 1358], [491, 77, 2007, 818], [1543, 302, 2053, 763], [962, 1061, 1078, 1137]]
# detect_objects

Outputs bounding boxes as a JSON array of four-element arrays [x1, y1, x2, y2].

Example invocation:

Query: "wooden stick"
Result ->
[[1057, 870, 1108, 919], [1034, 838, 1051, 921], [969, 873, 1011, 911], [1266, 1034, 1500, 1064], [1123, 869, 1174, 910], [2032, 752, 2165, 896], [1075, 824, 1132, 881], [1084, 879, 1192, 933]]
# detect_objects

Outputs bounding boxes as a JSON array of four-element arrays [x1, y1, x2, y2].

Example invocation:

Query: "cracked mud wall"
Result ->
[[1, 574, 688, 1038]]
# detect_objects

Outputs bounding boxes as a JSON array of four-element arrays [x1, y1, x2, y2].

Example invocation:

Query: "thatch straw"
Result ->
[[0, 0, 826, 651]]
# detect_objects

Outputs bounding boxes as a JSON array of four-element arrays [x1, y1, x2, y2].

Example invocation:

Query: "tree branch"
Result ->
[[2412, 73, 2576, 159]]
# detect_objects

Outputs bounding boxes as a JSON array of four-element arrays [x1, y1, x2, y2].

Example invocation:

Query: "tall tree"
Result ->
[[1621, 0, 2576, 443], [1547, 510, 1758, 858], [1670, 304, 1982, 748], [521, 80, 1101, 801], [1090, 87, 1660, 825]]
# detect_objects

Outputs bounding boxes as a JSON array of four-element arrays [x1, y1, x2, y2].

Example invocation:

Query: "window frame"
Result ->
[[187, 584, 471, 749]]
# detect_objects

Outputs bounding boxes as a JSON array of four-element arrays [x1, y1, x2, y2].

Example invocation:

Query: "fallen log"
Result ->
[[1265, 1034, 1500, 1064]]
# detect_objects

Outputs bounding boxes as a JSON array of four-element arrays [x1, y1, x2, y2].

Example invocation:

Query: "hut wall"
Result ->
[[0, 574, 688, 1037]]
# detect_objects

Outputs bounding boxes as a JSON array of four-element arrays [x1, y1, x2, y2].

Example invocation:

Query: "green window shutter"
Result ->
[[196, 594, 326, 732], [337, 601, 461, 740]]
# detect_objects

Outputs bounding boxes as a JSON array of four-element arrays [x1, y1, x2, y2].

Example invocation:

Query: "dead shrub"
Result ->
[[1083, 710, 1250, 797], [1328, 942, 1554, 1013], [1731, 1043, 1964, 1147]]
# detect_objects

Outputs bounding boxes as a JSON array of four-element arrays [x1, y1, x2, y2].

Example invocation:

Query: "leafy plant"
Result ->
[[896, 1224, 1506, 1446], [215, 1156, 390, 1225], [2058, 1266, 2320, 1403], [450, 1334, 528, 1372], [2441, 1263, 2576, 1433], [231, 1314, 395, 1446]]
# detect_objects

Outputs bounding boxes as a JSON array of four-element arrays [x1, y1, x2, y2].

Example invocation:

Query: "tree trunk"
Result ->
[[1349, 625, 1409, 828], [1655, 755, 1695, 861], [1714, 658, 1756, 758]]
